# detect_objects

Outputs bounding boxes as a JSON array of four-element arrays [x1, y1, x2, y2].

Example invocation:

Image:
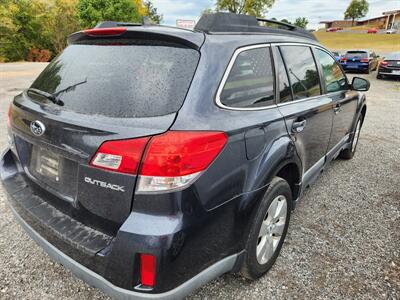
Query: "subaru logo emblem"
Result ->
[[30, 120, 46, 136]]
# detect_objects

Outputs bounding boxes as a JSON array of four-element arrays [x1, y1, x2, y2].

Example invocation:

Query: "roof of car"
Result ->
[[68, 13, 322, 51]]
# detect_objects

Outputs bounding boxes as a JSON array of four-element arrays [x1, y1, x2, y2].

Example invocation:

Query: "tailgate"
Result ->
[[9, 96, 176, 230]]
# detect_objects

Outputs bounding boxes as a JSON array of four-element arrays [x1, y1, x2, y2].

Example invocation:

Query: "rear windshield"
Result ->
[[30, 42, 200, 118], [385, 53, 400, 60], [345, 51, 368, 58]]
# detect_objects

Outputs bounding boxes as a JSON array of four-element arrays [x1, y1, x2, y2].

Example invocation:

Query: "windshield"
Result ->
[[30, 43, 200, 118]]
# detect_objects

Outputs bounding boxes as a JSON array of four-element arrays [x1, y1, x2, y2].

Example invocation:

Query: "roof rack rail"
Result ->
[[194, 12, 318, 41]]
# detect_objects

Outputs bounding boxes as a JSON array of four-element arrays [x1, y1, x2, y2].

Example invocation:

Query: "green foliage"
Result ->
[[0, 0, 53, 61], [76, 0, 142, 28], [344, 0, 369, 25], [145, 0, 162, 24], [280, 18, 291, 24], [294, 17, 308, 29], [216, 0, 275, 17], [0, 0, 79, 62]]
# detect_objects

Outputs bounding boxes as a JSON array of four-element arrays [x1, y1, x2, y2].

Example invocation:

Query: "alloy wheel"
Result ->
[[256, 195, 288, 265]]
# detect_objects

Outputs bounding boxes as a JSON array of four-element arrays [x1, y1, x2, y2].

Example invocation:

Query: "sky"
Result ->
[[151, 0, 400, 29]]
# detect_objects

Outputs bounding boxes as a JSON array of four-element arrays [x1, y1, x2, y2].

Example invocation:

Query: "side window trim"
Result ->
[[215, 43, 277, 111], [314, 46, 349, 95]]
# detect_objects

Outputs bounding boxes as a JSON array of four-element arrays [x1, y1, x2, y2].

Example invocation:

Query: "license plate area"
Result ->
[[33, 147, 60, 182]]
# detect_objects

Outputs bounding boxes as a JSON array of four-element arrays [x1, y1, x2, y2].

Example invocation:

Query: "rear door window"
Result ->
[[219, 47, 275, 108], [30, 42, 200, 118], [280, 46, 321, 100], [316, 49, 348, 93]]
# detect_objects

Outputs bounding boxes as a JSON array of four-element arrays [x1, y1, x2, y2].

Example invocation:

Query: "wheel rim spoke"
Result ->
[[274, 199, 287, 221], [262, 236, 274, 262], [259, 221, 269, 238], [268, 197, 279, 219]]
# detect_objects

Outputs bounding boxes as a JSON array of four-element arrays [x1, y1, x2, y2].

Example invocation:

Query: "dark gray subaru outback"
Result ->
[[1, 13, 369, 299]]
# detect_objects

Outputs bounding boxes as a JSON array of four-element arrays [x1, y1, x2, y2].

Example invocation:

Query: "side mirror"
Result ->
[[351, 77, 370, 92]]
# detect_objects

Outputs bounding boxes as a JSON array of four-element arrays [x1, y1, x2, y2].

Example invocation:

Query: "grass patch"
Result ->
[[314, 31, 400, 53]]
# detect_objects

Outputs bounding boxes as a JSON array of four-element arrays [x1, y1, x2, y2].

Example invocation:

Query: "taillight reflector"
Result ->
[[83, 27, 127, 36], [140, 254, 156, 287], [360, 58, 369, 63], [90, 137, 149, 174], [380, 61, 388, 66]]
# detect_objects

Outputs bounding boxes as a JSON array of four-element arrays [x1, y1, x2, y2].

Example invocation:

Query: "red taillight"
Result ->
[[90, 131, 227, 192], [140, 254, 156, 287], [83, 27, 127, 36], [380, 61, 388, 66], [340, 58, 347, 62], [90, 137, 149, 174], [140, 131, 227, 177], [360, 58, 369, 63], [7, 103, 12, 127]]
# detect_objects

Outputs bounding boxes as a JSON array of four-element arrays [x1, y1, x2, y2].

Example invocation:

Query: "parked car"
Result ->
[[340, 50, 379, 73], [386, 28, 398, 34], [332, 51, 341, 62], [377, 52, 400, 79], [326, 27, 342, 32], [367, 28, 378, 34], [1, 13, 369, 300]]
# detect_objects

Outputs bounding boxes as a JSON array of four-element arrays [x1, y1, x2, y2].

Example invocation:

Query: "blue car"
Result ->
[[332, 51, 341, 62], [340, 50, 379, 74]]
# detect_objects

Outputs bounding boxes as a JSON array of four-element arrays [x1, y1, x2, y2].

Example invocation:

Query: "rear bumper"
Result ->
[[341, 64, 369, 71], [1, 148, 241, 299], [8, 205, 237, 300]]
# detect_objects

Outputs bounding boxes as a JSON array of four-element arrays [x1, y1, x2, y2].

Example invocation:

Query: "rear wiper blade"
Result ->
[[27, 88, 64, 106], [53, 78, 87, 98]]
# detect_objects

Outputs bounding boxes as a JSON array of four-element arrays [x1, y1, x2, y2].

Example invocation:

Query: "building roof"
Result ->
[[383, 9, 400, 16]]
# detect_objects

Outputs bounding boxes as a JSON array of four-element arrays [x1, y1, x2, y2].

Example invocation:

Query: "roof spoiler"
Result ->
[[194, 12, 318, 41]]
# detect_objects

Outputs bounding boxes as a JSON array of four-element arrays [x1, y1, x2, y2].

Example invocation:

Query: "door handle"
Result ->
[[292, 120, 307, 133], [333, 103, 341, 114]]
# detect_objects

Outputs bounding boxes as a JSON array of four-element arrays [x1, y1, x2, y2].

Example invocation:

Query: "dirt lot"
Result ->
[[0, 63, 399, 299]]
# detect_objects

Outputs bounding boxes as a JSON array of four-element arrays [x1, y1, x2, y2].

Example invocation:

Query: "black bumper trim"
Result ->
[[9, 204, 238, 300]]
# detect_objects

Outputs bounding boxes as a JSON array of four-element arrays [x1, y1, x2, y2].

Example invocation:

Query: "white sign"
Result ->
[[176, 20, 196, 30]]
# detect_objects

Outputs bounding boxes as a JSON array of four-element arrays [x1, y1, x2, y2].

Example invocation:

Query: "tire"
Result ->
[[377, 74, 383, 79], [240, 177, 292, 280], [339, 116, 362, 159], [365, 67, 370, 74]]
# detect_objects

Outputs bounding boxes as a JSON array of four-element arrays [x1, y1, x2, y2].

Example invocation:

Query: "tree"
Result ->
[[0, 0, 53, 61], [145, 0, 162, 24], [280, 18, 291, 24], [49, 0, 80, 54], [344, 0, 369, 26], [294, 17, 308, 29], [216, 0, 276, 17], [76, 0, 143, 28]]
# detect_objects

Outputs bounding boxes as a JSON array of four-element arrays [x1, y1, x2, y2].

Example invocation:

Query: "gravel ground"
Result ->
[[0, 62, 399, 299]]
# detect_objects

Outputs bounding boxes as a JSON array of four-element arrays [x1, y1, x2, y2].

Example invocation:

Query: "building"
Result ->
[[320, 9, 400, 30]]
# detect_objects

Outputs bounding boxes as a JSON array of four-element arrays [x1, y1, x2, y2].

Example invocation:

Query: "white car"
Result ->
[[386, 29, 398, 34]]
